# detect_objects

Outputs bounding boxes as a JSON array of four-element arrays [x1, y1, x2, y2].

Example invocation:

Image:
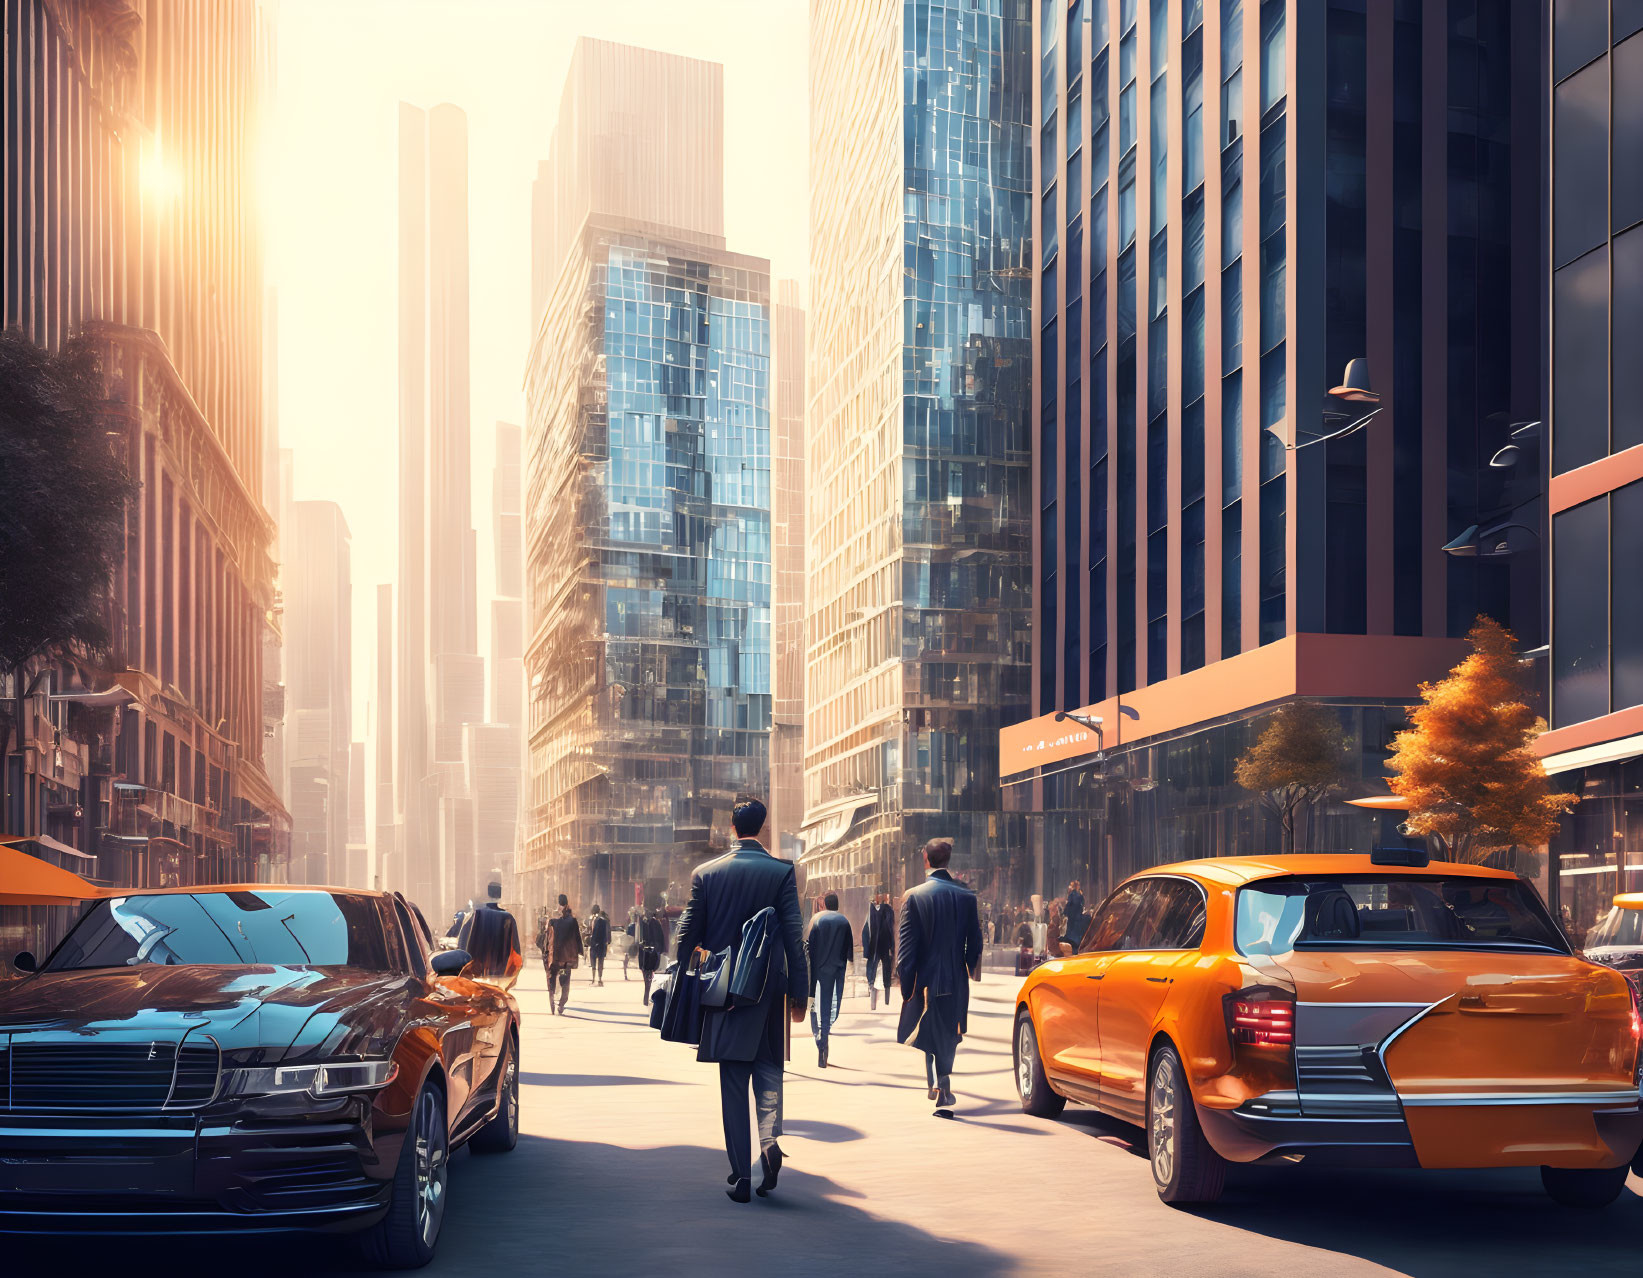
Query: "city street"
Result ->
[[25, 964, 1642, 1278]]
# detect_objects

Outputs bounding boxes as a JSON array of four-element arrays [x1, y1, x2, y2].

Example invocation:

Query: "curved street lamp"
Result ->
[[1274, 357, 1383, 452]]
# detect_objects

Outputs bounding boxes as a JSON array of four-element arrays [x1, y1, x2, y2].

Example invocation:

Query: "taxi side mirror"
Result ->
[[1615, 893, 1643, 911], [12, 951, 36, 973]]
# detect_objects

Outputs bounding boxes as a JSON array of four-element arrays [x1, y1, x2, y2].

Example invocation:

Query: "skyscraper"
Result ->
[[1007, 0, 1543, 907], [806, 0, 1034, 906], [523, 39, 771, 913], [397, 102, 485, 920], [374, 583, 398, 892], [1539, 6, 1643, 932], [769, 281, 807, 861], [286, 501, 353, 886]]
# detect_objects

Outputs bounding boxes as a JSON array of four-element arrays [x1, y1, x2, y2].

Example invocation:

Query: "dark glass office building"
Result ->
[[1009, 0, 1546, 913], [1538, 3, 1643, 937]]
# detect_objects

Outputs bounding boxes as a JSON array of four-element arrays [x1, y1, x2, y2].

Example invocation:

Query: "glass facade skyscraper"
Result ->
[[524, 221, 772, 909], [1010, 0, 1545, 918], [806, 0, 1034, 908]]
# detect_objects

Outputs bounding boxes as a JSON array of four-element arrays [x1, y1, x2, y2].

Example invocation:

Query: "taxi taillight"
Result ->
[[1225, 987, 1296, 1047]]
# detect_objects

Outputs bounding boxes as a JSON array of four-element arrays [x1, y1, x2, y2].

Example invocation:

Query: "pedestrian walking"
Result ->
[[587, 905, 610, 985], [638, 907, 666, 1005], [861, 891, 896, 1010], [544, 894, 583, 1015], [623, 905, 641, 979], [805, 892, 853, 1068], [1064, 880, 1087, 949], [896, 838, 983, 1117], [671, 798, 807, 1204]]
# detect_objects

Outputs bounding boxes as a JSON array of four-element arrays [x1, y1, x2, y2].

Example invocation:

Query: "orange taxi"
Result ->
[[1013, 851, 1643, 1207]]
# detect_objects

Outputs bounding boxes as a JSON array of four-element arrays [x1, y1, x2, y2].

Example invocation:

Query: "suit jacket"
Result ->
[[862, 902, 896, 961], [674, 840, 807, 1063], [545, 911, 583, 967], [588, 914, 611, 955], [806, 910, 854, 981], [896, 869, 983, 1045]]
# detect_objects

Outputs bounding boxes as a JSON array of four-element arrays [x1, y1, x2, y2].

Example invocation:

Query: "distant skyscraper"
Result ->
[[770, 281, 806, 861], [397, 102, 485, 919], [806, 0, 1033, 903], [530, 39, 725, 325], [482, 422, 525, 901], [286, 500, 353, 886], [523, 39, 769, 915], [374, 583, 398, 892]]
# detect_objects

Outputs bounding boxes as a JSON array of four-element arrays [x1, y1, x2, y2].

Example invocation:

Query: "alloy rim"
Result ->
[[1149, 1057, 1175, 1186], [414, 1089, 448, 1247], [1017, 1020, 1034, 1100], [504, 1052, 519, 1137]]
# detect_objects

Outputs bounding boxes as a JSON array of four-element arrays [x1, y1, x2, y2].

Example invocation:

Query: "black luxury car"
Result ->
[[0, 885, 521, 1268]]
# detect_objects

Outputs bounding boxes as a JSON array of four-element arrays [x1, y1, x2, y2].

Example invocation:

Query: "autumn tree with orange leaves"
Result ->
[[1387, 616, 1576, 862], [1234, 701, 1351, 855]]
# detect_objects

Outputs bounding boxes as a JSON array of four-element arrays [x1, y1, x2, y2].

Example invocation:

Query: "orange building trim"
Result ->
[[1533, 704, 1643, 760], [1000, 634, 1467, 777], [1548, 443, 1643, 514]]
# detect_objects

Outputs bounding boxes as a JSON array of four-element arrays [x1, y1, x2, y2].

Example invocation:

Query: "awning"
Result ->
[[234, 762, 290, 824], [48, 686, 135, 709], [1540, 731, 1643, 777], [0, 843, 109, 905], [10, 834, 99, 866]]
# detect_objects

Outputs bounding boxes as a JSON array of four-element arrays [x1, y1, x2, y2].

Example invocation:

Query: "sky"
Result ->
[[269, 0, 810, 730]]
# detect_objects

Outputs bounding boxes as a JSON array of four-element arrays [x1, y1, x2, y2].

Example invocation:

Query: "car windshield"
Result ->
[[1585, 904, 1643, 950], [1235, 875, 1569, 957], [44, 890, 395, 971]]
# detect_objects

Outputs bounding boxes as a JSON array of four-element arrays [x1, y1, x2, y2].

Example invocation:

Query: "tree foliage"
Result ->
[[1387, 616, 1576, 861], [1235, 700, 1351, 854], [0, 329, 135, 676]]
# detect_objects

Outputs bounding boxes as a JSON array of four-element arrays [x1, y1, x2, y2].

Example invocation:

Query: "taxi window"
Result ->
[[1079, 882, 1147, 953], [1108, 879, 1207, 951]]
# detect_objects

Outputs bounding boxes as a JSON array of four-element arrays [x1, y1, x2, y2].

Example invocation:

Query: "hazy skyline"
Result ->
[[270, 0, 810, 728]]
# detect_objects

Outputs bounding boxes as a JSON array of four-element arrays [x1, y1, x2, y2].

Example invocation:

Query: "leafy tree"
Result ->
[[1387, 615, 1576, 862], [1235, 700, 1351, 854], [0, 329, 136, 821]]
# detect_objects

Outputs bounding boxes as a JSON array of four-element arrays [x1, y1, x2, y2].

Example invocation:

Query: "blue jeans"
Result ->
[[810, 968, 843, 1046]]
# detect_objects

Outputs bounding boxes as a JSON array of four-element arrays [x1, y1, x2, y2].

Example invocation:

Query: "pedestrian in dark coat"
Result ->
[[805, 893, 854, 1067], [638, 908, 666, 1004], [672, 799, 807, 1203], [587, 906, 611, 986], [544, 895, 582, 1015], [1063, 880, 1087, 949], [861, 892, 896, 1010], [896, 838, 983, 1115]]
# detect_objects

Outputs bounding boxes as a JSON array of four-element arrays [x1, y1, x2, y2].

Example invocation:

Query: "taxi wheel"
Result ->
[[1539, 1163, 1629, 1208], [1014, 1010, 1065, 1119], [1147, 1043, 1226, 1206]]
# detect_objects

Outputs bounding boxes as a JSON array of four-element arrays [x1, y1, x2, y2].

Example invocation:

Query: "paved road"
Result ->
[[19, 964, 1642, 1276]]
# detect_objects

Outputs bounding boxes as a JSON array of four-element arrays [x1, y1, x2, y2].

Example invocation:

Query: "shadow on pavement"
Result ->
[[781, 1118, 866, 1142], [521, 1072, 684, 1087], [1202, 1165, 1643, 1278]]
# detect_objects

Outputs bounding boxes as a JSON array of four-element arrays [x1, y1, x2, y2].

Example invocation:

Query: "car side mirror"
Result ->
[[1057, 942, 1074, 957], [430, 948, 471, 977], [12, 951, 37, 973]]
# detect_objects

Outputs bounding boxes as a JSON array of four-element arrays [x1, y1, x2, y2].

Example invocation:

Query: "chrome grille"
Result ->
[[1295, 1044, 1402, 1117], [1, 1039, 220, 1113]]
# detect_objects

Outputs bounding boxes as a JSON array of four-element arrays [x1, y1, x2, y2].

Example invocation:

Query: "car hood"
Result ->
[[0, 964, 414, 1060]]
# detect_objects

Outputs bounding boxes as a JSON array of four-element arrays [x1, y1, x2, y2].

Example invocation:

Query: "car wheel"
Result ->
[[470, 1037, 519, 1154], [1147, 1042, 1226, 1206], [359, 1081, 448, 1269], [1014, 1009, 1065, 1119], [1540, 1163, 1629, 1208]]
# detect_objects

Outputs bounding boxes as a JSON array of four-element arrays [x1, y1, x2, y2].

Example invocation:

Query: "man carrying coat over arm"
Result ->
[[896, 838, 983, 1117], [673, 798, 808, 1203]]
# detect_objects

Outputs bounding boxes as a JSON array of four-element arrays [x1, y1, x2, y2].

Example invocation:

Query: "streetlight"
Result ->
[[1274, 357, 1383, 452]]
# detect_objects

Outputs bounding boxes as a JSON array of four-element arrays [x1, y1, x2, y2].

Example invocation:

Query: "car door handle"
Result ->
[[1145, 976, 1171, 983], [1085, 973, 1105, 980]]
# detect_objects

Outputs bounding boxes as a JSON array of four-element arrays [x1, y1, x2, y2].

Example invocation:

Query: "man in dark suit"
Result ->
[[896, 838, 983, 1116], [673, 799, 808, 1203], [861, 891, 896, 1010], [543, 894, 582, 1015], [805, 892, 853, 1068]]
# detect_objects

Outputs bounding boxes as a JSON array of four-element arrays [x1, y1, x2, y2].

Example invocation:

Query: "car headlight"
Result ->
[[229, 1058, 399, 1097]]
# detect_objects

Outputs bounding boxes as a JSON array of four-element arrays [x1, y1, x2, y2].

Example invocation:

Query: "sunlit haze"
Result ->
[[269, 0, 809, 728]]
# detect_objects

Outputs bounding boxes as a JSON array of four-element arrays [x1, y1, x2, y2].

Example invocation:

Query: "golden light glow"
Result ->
[[141, 135, 179, 205]]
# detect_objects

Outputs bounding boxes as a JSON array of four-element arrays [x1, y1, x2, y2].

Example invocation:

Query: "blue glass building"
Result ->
[[525, 219, 772, 907]]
